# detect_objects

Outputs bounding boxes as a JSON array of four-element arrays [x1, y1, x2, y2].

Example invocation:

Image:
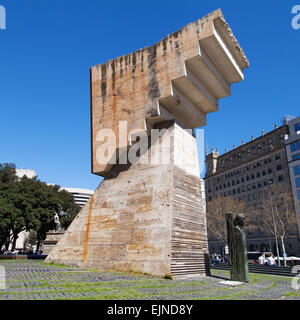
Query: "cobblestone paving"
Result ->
[[0, 260, 299, 300]]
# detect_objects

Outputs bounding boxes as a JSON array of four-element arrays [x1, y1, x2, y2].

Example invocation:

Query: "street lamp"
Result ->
[[268, 180, 281, 267]]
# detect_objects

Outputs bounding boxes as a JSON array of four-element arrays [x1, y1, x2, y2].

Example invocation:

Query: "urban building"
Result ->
[[62, 187, 94, 207], [15, 168, 37, 179], [284, 117, 300, 241], [205, 116, 300, 256]]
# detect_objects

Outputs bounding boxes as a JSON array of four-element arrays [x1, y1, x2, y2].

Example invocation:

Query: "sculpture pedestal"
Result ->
[[42, 231, 65, 255], [46, 123, 210, 277]]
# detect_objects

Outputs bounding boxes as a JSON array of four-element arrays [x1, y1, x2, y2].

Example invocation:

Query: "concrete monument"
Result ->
[[46, 9, 249, 278]]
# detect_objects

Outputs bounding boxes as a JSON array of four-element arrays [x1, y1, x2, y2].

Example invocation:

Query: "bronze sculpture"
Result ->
[[226, 213, 249, 283]]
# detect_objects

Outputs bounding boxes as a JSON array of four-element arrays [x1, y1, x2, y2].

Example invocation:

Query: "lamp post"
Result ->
[[269, 180, 281, 267]]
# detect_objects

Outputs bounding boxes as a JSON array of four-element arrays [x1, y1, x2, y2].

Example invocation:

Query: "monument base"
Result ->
[[46, 123, 210, 278]]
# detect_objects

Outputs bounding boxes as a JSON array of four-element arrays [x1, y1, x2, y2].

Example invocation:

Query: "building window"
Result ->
[[275, 154, 281, 160], [277, 164, 283, 171], [296, 177, 300, 188], [268, 168, 273, 174], [294, 165, 300, 176], [262, 170, 266, 176], [298, 190, 300, 200], [293, 153, 300, 161], [257, 172, 260, 178], [291, 141, 300, 153], [294, 122, 300, 133], [278, 176, 284, 182]]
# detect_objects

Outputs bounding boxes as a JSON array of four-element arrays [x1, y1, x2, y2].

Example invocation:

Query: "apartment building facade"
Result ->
[[205, 116, 300, 256], [284, 117, 300, 242]]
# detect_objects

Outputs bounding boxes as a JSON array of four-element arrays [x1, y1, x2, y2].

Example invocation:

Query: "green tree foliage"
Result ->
[[0, 163, 81, 252]]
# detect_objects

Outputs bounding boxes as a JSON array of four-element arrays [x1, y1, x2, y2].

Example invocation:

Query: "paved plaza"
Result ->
[[0, 260, 299, 300]]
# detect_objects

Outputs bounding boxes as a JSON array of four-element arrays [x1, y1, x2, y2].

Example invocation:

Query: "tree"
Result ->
[[17, 177, 80, 253], [206, 194, 248, 250], [0, 163, 26, 251], [0, 163, 81, 252], [258, 184, 297, 266]]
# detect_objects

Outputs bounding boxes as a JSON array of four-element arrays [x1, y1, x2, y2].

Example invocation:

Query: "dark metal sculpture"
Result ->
[[226, 213, 249, 283]]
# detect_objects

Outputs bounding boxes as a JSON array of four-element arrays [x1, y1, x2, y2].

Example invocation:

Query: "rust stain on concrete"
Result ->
[[82, 195, 95, 261]]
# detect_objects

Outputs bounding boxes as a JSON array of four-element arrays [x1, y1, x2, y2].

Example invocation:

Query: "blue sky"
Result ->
[[0, 0, 299, 189]]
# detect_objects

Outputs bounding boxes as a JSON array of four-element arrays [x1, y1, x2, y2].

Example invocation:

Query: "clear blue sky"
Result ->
[[0, 0, 299, 189]]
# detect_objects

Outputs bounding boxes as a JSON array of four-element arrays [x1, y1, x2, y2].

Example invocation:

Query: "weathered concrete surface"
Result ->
[[46, 9, 249, 278], [90, 9, 249, 176], [47, 123, 210, 276]]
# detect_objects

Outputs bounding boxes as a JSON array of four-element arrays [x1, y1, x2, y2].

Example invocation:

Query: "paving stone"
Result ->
[[0, 261, 299, 300]]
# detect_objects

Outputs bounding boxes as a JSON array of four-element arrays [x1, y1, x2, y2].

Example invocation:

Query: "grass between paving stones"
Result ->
[[281, 291, 300, 298], [1, 260, 299, 300], [0, 278, 212, 298], [211, 268, 292, 283]]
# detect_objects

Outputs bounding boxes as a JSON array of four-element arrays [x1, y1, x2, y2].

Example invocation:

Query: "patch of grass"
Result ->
[[43, 262, 72, 268], [281, 291, 300, 298], [211, 268, 292, 283]]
